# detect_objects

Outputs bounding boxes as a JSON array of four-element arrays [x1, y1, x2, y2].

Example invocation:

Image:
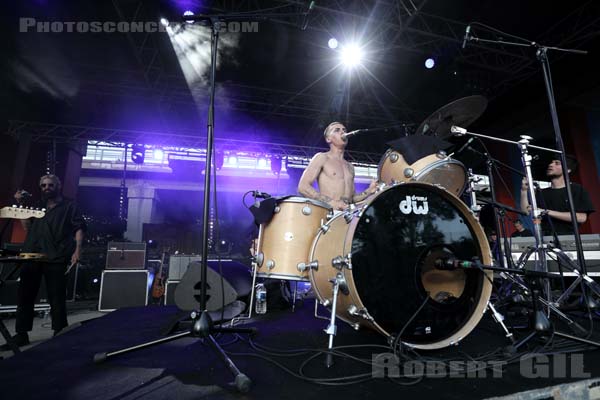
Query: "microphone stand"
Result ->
[[465, 28, 590, 300]]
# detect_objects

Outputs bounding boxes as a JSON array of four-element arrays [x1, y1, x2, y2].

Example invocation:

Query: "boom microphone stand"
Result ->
[[463, 25, 590, 283], [93, 16, 258, 392]]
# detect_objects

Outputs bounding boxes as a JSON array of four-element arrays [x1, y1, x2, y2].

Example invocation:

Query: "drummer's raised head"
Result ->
[[323, 122, 347, 145], [323, 122, 346, 140]]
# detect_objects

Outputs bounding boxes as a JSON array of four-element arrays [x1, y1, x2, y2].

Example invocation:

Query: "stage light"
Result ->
[[93, 278, 99, 284], [425, 58, 435, 69], [131, 144, 145, 164], [228, 155, 238, 166], [258, 157, 267, 168], [160, 18, 169, 27], [328, 38, 338, 49], [153, 149, 164, 161], [340, 43, 363, 68], [183, 10, 194, 24]]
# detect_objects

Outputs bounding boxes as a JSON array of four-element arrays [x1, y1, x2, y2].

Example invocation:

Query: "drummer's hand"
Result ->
[[367, 179, 379, 195], [330, 199, 347, 211], [521, 178, 529, 192]]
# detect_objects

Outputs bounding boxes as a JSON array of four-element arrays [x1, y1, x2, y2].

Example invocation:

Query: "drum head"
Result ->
[[351, 183, 491, 348]]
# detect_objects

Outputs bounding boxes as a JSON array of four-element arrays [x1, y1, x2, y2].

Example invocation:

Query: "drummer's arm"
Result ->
[[298, 153, 331, 203], [352, 179, 378, 203]]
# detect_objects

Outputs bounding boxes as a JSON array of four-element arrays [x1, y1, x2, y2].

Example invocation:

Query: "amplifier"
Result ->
[[168, 254, 202, 280], [164, 280, 179, 306], [106, 242, 146, 270], [0, 278, 49, 313], [98, 270, 149, 311]]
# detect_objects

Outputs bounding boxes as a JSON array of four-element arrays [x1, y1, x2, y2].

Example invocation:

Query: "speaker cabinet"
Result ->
[[164, 280, 179, 306], [168, 255, 202, 280], [98, 270, 149, 311], [106, 242, 146, 270]]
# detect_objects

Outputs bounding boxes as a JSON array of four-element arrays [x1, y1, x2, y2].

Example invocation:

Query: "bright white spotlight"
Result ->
[[341, 44, 363, 68], [328, 38, 338, 49], [183, 10, 194, 24], [160, 18, 169, 27], [425, 58, 435, 69], [153, 149, 164, 161], [228, 155, 238, 166]]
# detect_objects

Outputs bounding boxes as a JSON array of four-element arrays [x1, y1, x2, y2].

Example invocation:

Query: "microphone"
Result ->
[[341, 129, 363, 138], [462, 25, 471, 49], [252, 190, 271, 199], [301, 1, 316, 31], [450, 125, 467, 135], [453, 137, 475, 156]]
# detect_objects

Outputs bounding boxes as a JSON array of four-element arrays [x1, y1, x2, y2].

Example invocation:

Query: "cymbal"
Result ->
[[415, 95, 488, 139]]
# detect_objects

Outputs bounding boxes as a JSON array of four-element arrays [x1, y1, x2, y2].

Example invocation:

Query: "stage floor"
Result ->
[[1, 300, 600, 400]]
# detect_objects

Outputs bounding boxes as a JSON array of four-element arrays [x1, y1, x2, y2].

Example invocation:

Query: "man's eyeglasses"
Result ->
[[40, 183, 55, 188]]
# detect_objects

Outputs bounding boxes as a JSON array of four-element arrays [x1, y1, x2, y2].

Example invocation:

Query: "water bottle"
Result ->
[[255, 283, 267, 314]]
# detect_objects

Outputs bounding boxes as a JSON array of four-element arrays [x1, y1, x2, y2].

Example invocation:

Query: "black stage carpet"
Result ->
[[1, 302, 600, 400]]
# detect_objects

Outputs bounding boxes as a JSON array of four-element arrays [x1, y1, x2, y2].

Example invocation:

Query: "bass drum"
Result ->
[[308, 182, 492, 349]]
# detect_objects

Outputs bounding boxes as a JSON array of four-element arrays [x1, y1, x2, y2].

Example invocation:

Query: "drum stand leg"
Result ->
[[292, 281, 298, 312], [487, 302, 515, 343], [324, 277, 341, 368]]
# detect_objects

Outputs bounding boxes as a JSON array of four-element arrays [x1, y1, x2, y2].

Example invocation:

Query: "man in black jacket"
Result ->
[[4, 174, 86, 348]]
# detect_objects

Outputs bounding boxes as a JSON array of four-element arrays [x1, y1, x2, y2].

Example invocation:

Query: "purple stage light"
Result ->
[[153, 149, 164, 161], [425, 58, 435, 69]]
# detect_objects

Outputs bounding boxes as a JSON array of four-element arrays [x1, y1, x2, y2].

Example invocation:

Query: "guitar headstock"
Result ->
[[0, 206, 46, 220]]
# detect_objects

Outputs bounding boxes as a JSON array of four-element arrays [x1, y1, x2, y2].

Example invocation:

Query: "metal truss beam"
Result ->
[[5, 120, 382, 165]]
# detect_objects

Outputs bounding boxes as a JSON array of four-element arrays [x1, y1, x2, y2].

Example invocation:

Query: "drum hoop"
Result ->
[[280, 196, 332, 210]]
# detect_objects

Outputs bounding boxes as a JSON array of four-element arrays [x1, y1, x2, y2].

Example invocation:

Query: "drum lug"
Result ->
[[436, 150, 447, 159], [274, 206, 280, 213], [255, 252, 264, 268], [266, 259, 275, 270], [389, 152, 399, 163], [403, 167, 414, 178], [343, 212, 354, 224], [348, 305, 375, 322], [332, 255, 352, 270], [297, 260, 318, 272], [326, 210, 335, 220], [302, 205, 312, 216], [320, 220, 330, 233]]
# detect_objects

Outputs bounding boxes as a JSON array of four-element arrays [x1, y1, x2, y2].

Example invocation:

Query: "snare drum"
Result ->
[[378, 149, 467, 196], [308, 182, 492, 349], [256, 197, 332, 281]]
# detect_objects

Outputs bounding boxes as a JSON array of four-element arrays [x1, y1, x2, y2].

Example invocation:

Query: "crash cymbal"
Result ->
[[415, 95, 488, 139]]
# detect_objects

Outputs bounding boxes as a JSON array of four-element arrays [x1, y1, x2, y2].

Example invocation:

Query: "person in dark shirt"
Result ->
[[511, 219, 533, 237], [4, 174, 86, 348], [520, 158, 595, 235]]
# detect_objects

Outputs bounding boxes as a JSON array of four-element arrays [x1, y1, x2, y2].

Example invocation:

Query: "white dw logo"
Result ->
[[399, 195, 429, 215]]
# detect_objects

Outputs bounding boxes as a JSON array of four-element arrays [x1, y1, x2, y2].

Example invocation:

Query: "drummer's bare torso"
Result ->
[[316, 152, 355, 203]]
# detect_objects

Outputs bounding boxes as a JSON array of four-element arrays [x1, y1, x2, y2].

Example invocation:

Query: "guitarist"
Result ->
[[1, 174, 86, 349]]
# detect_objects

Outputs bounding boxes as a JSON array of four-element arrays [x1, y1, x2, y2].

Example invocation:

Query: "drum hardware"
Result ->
[[389, 153, 399, 163], [297, 260, 318, 273], [343, 212, 354, 224], [254, 252, 264, 267], [403, 168, 414, 178], [487, 302, 515, 343], [331, 255, 352, 270], [324, 272, 349, 367], [266, 260, 275, 270], [466, 168, 482, 217], [301, 205, 312, 216], [347, 305, 375, 322], [319, 222, 330, 233]]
